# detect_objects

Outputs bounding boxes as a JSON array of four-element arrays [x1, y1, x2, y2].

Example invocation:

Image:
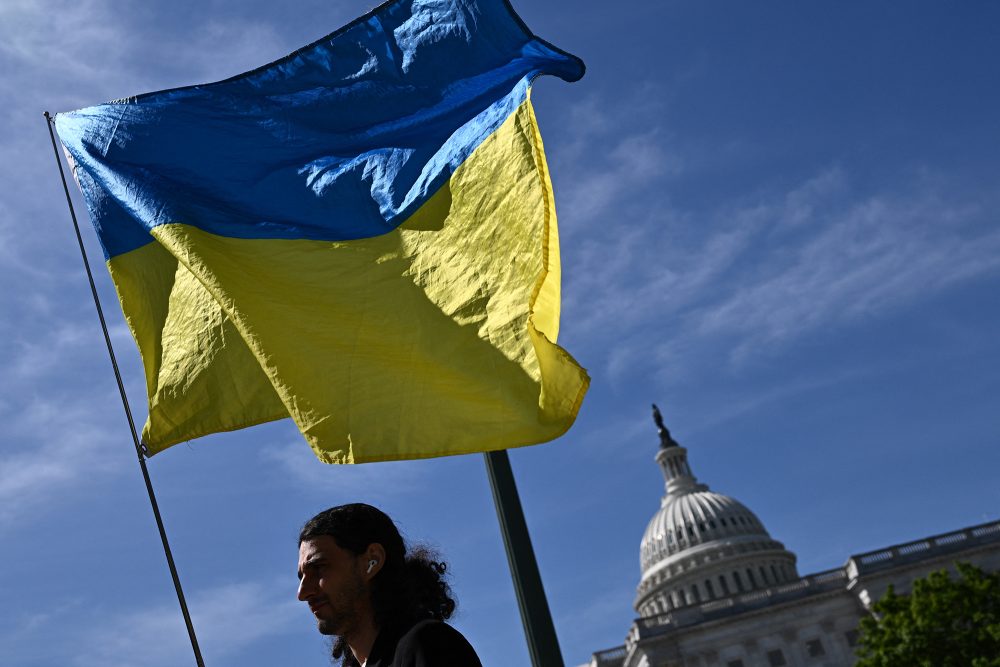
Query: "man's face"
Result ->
[[297, 536, 369, 636]]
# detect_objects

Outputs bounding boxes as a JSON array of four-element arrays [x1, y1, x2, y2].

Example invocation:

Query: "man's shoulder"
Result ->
[[393, 618, 483, 667]]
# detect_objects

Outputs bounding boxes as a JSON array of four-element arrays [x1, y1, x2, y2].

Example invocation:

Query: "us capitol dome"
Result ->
[[636, 405, 798, 617], [586, 406, 1000, 667]]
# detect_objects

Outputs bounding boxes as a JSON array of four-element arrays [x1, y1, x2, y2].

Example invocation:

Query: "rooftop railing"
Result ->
[[589, 644, 628, 667], [849, 519, 1000, 575]]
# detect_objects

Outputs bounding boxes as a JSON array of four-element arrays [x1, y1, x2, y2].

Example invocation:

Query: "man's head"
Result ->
[[297, 504, 405, 636], [298, 501, 457, 667]]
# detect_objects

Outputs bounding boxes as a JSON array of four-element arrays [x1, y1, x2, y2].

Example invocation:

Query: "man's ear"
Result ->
[[363, 543, 386, 580]]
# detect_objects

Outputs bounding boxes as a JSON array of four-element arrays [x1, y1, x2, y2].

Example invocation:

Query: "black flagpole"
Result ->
[[44, 112, 206, 667], [484, 449, 564, 667]]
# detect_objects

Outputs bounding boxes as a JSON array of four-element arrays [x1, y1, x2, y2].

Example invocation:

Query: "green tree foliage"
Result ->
[[856, 562, 1000, 667]]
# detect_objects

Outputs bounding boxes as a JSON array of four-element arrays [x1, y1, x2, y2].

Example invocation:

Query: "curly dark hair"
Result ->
[[299, 504, 457, 667]]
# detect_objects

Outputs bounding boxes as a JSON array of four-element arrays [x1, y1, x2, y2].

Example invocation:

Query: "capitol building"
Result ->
[[586, 407, 1000, 667]]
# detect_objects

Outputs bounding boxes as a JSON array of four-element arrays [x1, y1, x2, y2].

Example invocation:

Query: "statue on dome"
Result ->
[[651, 404, 679, 448]]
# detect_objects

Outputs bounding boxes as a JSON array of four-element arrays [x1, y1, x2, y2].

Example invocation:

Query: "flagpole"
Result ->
[[484, 449, 564, 667], [44, 112, 206, 667]]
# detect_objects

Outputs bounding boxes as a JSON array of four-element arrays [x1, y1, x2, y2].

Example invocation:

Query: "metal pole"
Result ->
[[44, 112, 206, 667], [484, 449, 564, 667]]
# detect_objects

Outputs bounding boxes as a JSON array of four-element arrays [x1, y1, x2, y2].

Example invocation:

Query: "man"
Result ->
[[297, 503, 483, 667]]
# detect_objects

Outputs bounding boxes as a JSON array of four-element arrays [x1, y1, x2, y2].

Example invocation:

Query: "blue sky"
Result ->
[[2, 1, 999, 666]]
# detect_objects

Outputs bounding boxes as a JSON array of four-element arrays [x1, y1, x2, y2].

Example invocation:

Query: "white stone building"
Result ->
[[587, 408, 1000, 667]]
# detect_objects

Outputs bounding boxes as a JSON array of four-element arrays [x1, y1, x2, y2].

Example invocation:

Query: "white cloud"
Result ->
[[569, 410, 652, 463], [0, 0, 287, 108], [0, 0, 128, 90], [0, 394, 121, 525], [690, 186, 1000, 366], [775, 167, 848, 228], [556, 147, 1000, 383], [7, 320, 97, 380], [76, 582, 300, 667], [552, 90, 682, 232], [260, 440, 428, 498], [547, 84, 1000, 389], [168, 20, 290, 85], [0, 201, 49, 279], [683, 365, 879, 438], [2, 580, 304, 667]]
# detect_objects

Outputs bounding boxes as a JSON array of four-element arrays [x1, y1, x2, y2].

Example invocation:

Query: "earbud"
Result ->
[[367, 559, 378, 574]]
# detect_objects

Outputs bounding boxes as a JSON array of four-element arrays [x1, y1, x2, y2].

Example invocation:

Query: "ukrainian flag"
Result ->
[[55, 0, 588, 463]]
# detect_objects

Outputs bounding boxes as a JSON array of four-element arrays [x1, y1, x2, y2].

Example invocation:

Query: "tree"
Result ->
[[855, 562, 1000, 667]]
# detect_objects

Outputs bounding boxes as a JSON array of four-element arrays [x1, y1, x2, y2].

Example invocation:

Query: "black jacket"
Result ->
[[366, 619, 483, 667]]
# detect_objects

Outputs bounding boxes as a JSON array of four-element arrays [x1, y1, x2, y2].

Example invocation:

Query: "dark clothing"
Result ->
[[366, 618, 483, 667]]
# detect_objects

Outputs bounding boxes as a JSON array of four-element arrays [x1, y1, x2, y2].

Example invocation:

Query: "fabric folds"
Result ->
[[56, 0, 588, 463]]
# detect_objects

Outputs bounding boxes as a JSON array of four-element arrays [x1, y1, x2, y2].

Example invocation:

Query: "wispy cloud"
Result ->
[[260, 440, 429, 499], [680, 364, 880, 438], [550, 87, 682, 232], [569, 409, 653, 463], [74, 581, 301, 667], [6, 320, 97, 380], [0, 0, 296, 535], [1, 579, 304, 667], [686, 181, 1000, 366], [0, 393, 121, 526], [0, 0, 130, 94], [551, 105, 1000, 384], [0, 0, 287, 107]]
